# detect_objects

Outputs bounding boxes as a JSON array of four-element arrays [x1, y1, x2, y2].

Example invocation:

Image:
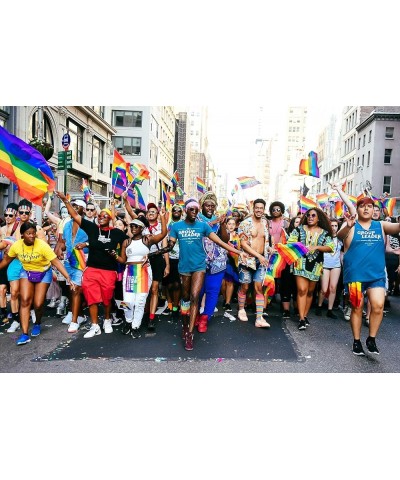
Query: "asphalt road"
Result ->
[[1, 295, 399, 373]]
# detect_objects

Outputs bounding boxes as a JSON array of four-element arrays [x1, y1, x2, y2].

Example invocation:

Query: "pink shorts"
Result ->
[[82, 267, 117, 306]]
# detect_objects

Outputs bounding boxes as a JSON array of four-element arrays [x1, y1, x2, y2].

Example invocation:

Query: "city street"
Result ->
[[1, 295, 399, 373]]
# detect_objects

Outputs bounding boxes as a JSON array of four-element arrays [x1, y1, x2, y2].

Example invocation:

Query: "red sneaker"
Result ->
[[197, 314, 208, 333], [184, 331, 194, 351]]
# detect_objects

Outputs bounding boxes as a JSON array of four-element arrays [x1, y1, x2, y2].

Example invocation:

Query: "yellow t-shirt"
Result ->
[[7, 238, 57, 272]]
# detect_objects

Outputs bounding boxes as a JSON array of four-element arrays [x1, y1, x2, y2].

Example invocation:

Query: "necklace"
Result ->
[[305, 227, 320, 246], [22, 241, 35, 262]]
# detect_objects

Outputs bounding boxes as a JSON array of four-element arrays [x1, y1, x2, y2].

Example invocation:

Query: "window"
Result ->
[[386, 127, 394, 139], [31, 110, 54, 146], [67, 118, 83, 164], [358, 138, 361, 149], [369, 130, 372, 142], [112, 110, 142, 128], [363, 134, 366, 146], [92, 137, 104, 172], [384, 149, 392, 164], [113, 136, 141, 156], [367, 151, 370, 167], [362, 154, 364, 166], [91, 106, 105, 118], [383, 176, 391, 195]]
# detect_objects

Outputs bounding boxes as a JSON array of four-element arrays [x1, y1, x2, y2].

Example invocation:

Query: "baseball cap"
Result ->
[[71, 199, 87, 208]]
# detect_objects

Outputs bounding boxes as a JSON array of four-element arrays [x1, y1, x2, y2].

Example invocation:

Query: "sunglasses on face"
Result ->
[[98, 215, 109, 220], [172, 209, 181, 213], [86, 208, 95, 212], [130, 224, 141, 228], [306, 213, 317, 218], [4, 213, 15, 217], [188, 208, 198, 212], [272, 208, 281, 212], [18, 210, 30, 215]]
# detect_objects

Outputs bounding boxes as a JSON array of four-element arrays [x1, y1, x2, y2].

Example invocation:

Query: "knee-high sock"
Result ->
[[238, 289, 246, 310], [256, 294, 264, 319]]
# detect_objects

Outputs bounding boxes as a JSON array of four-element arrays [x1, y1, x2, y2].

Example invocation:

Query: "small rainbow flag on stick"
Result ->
[[383, 197, 396, 216], [299, 151, 320, 178], [196, 176, 206, 194], [237, 176, 261, 189], [275, 242, 309, 265], [67, 248, 86, 271], [299, 196, 317, 213], [316, 193, 329, 208], [171, 170, 179, 188]]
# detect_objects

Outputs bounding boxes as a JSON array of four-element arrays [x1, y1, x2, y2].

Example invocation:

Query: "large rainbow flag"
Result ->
[[266, 252, 286, 278], [237, 176, 261, 189], [275, 242, 308, 265], [299, 151, 320, 178], [316, 193, 329, 208], [299, 196, 317, 213], [383, 197, 396, 216], [0, 126, 55, 205]]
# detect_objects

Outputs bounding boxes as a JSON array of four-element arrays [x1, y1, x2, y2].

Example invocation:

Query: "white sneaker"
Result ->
[[48, 298, 58, 308], [68, 322, 79, 333], [7, 320, 20, 333], [255, 317, 270, 328], [83, 324, 101, 338], [238, 309, 248, 322], [214, 307, 218, 313], [103, 319, 113, 334], [30, 310, 36, 323], [62, 312, 73, 324], [77, 315, 87, 325], [344, 306, 351, 321]]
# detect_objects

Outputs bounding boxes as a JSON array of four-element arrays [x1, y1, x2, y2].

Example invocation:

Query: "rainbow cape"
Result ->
[[299, 151, 320, 178], [237, 176, 261, 189], [275, 242, 308, 265], [196, 176, 206, 194], [125, 264, 150, 293], [0, 126, 55, 206], [348, 282, 363, 308], [67, 247, 86, 271]]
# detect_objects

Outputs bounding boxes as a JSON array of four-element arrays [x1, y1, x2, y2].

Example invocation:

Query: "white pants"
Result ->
[[122, 265, 152, 329]]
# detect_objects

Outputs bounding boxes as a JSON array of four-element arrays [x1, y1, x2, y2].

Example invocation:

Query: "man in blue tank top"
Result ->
[[338, 196, 400, 356]]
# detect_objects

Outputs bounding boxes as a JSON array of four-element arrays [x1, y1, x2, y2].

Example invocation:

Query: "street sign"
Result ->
[[62, 133, 71, 150], [66, 150, 72, 168], [57, 150, 73, 170]]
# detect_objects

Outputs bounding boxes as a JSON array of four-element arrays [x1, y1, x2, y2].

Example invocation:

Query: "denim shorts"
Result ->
[[20, 267, 53, 284], [64, 262, 84, 286], [238, 262, 266, 284], [344, 278, 386, 294]]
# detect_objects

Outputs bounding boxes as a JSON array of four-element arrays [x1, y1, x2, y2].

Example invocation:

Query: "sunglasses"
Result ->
[[98, 215, 110, 219], [4, 213, 15, 217], [18, 210, 30, 215], [130, 224, 141, 228], [272, 208, 281, 212], [172, 209, 181, 213], [187, 207, 198, 212], [306, 213, 317, 218], [86, 208, 95, 211]]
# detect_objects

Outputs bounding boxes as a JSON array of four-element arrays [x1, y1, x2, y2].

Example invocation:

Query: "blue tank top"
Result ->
[[343, 220, 386, 283]]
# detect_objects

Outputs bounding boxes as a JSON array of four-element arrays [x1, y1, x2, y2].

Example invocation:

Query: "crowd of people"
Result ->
[[0, 184, 399, 354]]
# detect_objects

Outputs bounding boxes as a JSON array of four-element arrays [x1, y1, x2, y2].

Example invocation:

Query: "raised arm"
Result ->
[[55, 191, 82, 226], [122, 191, 137, 220], [329, 182, 356, 216]]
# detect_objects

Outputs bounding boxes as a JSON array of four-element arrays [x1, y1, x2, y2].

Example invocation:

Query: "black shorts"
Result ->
[[149, 254, 166, 283], [0, 266, 9, 287], [162, 258, 181, 286]]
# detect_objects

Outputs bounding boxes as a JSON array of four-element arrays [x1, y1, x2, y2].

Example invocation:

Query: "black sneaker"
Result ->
[[315, 306, 322, 316], [298, 320, 306, 330], [147, 319, 156, 331], [131, 327, 141, 339], [352, 340, 365, 356], [162, 307, 172, 316], [327, 310, 337, 319], [224, 303, 232, 312], [171, 309, 180, 321], [121, 320, 131, 335], [366, 337, 380, 355], [282, 310, 290, 319], [304, 317, 310, 326]]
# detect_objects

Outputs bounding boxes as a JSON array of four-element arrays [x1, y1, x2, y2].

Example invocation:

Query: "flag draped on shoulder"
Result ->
[[0, 125, 55, 205], [299, 151, 320, 178]]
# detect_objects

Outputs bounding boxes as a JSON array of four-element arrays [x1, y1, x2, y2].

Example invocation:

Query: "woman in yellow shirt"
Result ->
[[0, 222, 75, 345]]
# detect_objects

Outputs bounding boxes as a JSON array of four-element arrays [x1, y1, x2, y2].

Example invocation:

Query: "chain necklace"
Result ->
[[22, 241, 35, 262]]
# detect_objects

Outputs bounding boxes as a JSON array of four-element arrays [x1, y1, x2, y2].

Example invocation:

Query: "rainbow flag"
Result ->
[[299, 196, 317, 213], [348, 282, 363, 308], [112, 150, 132, 194], [176, 198, 185, 208], [230, 184, 239, 197], [196, 176, 206, 193], [171, 170, 179, 187], [316, 193, 329, 208], [275, 242, 308, 265], [383, 197, 396, 216], [169, 191, 176, 205], [67, 247, 86, 271], [356, 192, 366, 203], [262, 273, 275, 304], [266, 252, 286, 278], [335, 201, 344, 217], [237, 176, 261, 189], [348, 195, 357, 206], [130, 162, 150, 185], [125, 264, 150, 293], [81, 178, 93, 203], [162, 183, 171, 210], [228, 233, 241, 267], [299, 151, 320, 178], [0, 126, 55, 206]]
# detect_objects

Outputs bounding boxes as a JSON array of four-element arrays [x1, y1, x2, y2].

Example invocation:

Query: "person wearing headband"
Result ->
[[112, 211, 167, 338], [148, 198, 247, 352], [55, 191, 127, 339], [333, 183, 400, 356]]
